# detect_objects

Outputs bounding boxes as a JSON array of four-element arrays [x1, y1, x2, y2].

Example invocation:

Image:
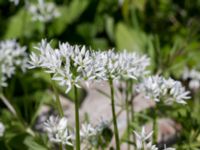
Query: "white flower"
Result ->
[[118, 50, 150, 80], [80, 123, 96, 139], [166, 79, 190, 104], [189, 79, 200, 90], [133, 127, 158, 150], [136, 76, 190, 104], [29, 40, 95, 93], [29, 40, 150, 92], [133, 127, 154, 150], [93, 49, 150, 81], [94, 50, 120, 80], [79, 123, 100, 149], [0, 39, 28, 88], [182, 68, 200, 90], [28, 0, 60, 23], [0, 122, 5, 137], [133, 127, 176, 150], [136, 76, 162, 102], [44, 116, 72, 145]]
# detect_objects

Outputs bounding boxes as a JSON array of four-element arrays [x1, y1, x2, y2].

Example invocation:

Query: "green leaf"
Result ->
[[8, 133, 28, 150], [105, 16, 115, 42], [115, 22, 149, 52], [24, 136, 48, 150], [4, 9, 25, 38], [49, 0, 89, 36], [66, 0, 89, 23]]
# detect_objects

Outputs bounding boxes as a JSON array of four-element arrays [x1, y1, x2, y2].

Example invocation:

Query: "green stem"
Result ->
[[0, 93, 17, 116], [129, 81, 134, 122], [129, 80, 135, 149], [142, 141, 145, 150], [20, 5, 27, 44], [153, 105, 158, 143], [109, 79, 120, 150], [59, 143, 63, 150], [125, 81, 130, 150], [0, 93, 26, 127], [51, 81, 64, 117], [74, 86, 80, 150]]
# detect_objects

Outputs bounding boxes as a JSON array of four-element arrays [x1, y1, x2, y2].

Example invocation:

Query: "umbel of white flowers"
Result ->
[[182, 67, 200, 90], [28, 0, 60, 23], [136, 76, 190, 104], [79, 120, 110, 148], [44, 116, 109, 148], [0, 122, 5, 137], [133, 127, 175, 150], [0, 40, 28, 88], [29, 39, 150, 93], [44, 116, 72, 146]]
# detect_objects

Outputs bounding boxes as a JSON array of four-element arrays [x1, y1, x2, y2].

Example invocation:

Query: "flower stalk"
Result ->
[[153, 105, 158, 143], [74, 85, 80, 150], [51, 80, 64, 117], [0, 93, 17, 116], [109, 78, 120, 150], [59, 143, 63, 150], [125, 81, 130, 150]]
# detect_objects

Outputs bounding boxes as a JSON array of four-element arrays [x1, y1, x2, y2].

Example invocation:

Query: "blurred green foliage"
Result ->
[[0, 0, 200, 149]]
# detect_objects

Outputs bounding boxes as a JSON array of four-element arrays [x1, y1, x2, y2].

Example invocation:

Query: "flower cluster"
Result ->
[[29, 39, 150, 93], [94, 50, 150, 81], [136, 76, 190, 104], [0, 40, 28, 87], [43, 116, 111, 148], [44, 116, 72, 145], [0, 122, 5, 137], [183, 68, 200, 90], [80, 123, 96, 140], [80, 123, 97, 148], [133, 127, 175, 150], [80, 120, 111, 148], [28, 0, 60, 23]]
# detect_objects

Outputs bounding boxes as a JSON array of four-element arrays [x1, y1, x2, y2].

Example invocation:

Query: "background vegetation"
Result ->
[[0, 0, 200, 149]]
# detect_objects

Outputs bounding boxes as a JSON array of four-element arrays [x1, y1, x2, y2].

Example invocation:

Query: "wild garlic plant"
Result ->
[[29, 39, 150, 150], [0, 39, 28, 117], [29, 39, 100, 150], [94, 50, 150, 150], [136, 76, 190, 142], [44, 116, 72, 148], [28, 0, 60, 23], [133, 127, 175, 150], [44, 116, 110, 150], [136, 76, 190, 104], [80, 120, 111, 149], [80, 123, 97, 149]]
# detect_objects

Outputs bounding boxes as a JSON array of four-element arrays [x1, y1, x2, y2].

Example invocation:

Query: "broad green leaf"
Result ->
[[115, 22, 149, 52], [49, 0, 89, 36], [24, 136, 48, 150], [66, 0, 89, 23], [4, 9, 25, 38], [8, 133, 29, 150], [105, 16, 115, 42]]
